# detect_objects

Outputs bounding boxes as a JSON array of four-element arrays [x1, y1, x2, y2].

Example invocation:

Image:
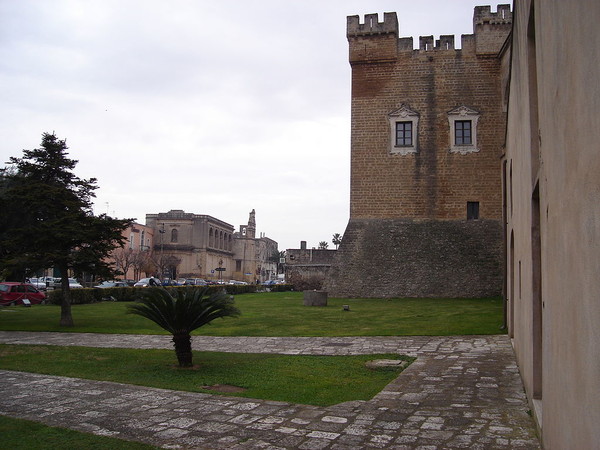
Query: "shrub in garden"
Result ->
[[128, 287, 240, 367]]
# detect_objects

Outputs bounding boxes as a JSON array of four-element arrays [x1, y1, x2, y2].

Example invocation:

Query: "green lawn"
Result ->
[[0, 344, 412, 406], [0, 291, 505, 336], [0, 415, 157, 449], [0, 291, 497, 447]]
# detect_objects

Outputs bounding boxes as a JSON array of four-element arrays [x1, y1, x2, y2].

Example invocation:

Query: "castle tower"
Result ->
[[327, 5, 511, 298]]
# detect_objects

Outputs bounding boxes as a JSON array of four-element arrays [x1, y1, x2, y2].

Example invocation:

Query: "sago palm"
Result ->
[[128, 287, 240, 367]]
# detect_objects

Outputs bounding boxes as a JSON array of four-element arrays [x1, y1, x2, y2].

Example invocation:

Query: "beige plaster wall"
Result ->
[[505, 0, 600, 447]]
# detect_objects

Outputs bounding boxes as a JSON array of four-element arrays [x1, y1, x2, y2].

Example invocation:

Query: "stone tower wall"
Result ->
[[327, 6, 511, 298], [346, 7, 510, 221]]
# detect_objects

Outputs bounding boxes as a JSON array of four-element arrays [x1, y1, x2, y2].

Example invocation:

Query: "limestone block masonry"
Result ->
[[327, 219, 503, 298], [327, 6, 511, 298]]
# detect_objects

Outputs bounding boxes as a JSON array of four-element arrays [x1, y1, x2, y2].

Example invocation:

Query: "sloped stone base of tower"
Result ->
[[325, 219, 503, 298]]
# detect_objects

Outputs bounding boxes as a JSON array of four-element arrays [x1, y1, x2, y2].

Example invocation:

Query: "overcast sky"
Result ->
[[1, 0, 489, 251]]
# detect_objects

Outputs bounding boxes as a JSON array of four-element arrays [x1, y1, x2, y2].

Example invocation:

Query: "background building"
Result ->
[[285, 241, 336, 290], [503, 0, 600, 447], [232, 209, 279, 283], [114, 222, 155, 281], [146, 210, 235, 281], [327, 6, 512, 298], [145, 209, 278, 283]]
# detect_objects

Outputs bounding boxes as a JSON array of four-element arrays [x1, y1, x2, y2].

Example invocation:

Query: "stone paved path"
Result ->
[[0, 332, 540, 449]]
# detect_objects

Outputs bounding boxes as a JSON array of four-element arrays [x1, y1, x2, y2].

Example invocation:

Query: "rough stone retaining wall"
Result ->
[[326, 218, 502, 298]]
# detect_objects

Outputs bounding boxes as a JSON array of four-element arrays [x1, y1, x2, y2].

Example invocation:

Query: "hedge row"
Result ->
[[46, 284, 294, 305]]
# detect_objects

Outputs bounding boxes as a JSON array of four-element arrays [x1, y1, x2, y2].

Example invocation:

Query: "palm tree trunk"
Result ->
[[172, 332, 193, 367]]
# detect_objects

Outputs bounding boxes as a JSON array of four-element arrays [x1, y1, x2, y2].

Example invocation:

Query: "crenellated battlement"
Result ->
[[473, 4, 512, 54], [347, 12, 398, 37], [348, 5, 511, 62], [474, 4, 512, 26]]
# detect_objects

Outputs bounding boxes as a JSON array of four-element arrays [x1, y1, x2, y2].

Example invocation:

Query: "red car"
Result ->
[[0, 282, 46, 306]]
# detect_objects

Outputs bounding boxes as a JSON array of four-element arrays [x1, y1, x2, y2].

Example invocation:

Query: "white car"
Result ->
[[133, 277, 161, 287], [67, 278, 83, 288], [33, 276, 60, 289], [50, 278, 83, 289], [28, 278, 47, 290]]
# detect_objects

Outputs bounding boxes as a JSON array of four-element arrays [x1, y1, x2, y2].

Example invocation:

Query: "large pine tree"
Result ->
[[0, 133, 132, 326]]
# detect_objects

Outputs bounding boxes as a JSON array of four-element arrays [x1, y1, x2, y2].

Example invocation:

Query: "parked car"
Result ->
[[62, 278, 83, 289], [184, 278, 207, 286], [133, 277, 161, 287], [0, 282, 46, 306], [71, 278, 83, 288], [34, 276, 59, 289], [49, 278, 83, 289], [228, 280, 248, 285], [94, 281, 129, 288], [27, 278, 47, 290]]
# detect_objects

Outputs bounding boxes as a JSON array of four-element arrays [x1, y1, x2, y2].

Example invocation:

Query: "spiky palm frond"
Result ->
[[127, 287, 240, 334]]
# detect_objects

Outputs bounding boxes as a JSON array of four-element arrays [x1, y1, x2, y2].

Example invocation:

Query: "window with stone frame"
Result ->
[[388, 104, 419, 155], [448, 106, 480, 154], [395, 121, 413, 147], [455, 120, 472, 145]]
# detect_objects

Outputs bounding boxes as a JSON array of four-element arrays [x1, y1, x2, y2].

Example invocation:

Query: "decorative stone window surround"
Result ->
[[448, 106, 480, 154], [388, 104, 419, 155]]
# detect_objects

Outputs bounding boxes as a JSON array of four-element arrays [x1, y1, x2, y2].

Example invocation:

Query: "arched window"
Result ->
[[219, 231, 224, 249], [209, 228, 214, 247], [171, 228, 178, 243]]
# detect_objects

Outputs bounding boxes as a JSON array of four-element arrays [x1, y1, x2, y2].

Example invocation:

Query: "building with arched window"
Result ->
[[145, 210, 234, 280], [145, 209, 278, 283]]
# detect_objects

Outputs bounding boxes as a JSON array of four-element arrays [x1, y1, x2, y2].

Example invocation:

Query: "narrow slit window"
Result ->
[[467, 201, 480, 220]]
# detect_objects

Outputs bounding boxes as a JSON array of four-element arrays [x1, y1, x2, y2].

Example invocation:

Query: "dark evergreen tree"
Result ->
[[0, 133, 132, 326]]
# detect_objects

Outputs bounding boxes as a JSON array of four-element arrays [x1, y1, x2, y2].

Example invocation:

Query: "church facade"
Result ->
[[144, 209, 278, 283]]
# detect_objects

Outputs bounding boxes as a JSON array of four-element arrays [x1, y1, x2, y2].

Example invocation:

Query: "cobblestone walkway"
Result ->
[[0, 332, 540, 449]]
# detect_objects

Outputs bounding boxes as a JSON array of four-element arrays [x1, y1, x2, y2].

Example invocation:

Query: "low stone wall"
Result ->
[[303, 290, 328, 306], [285, 264, 330, 291], [326, 218, 503, 298]]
